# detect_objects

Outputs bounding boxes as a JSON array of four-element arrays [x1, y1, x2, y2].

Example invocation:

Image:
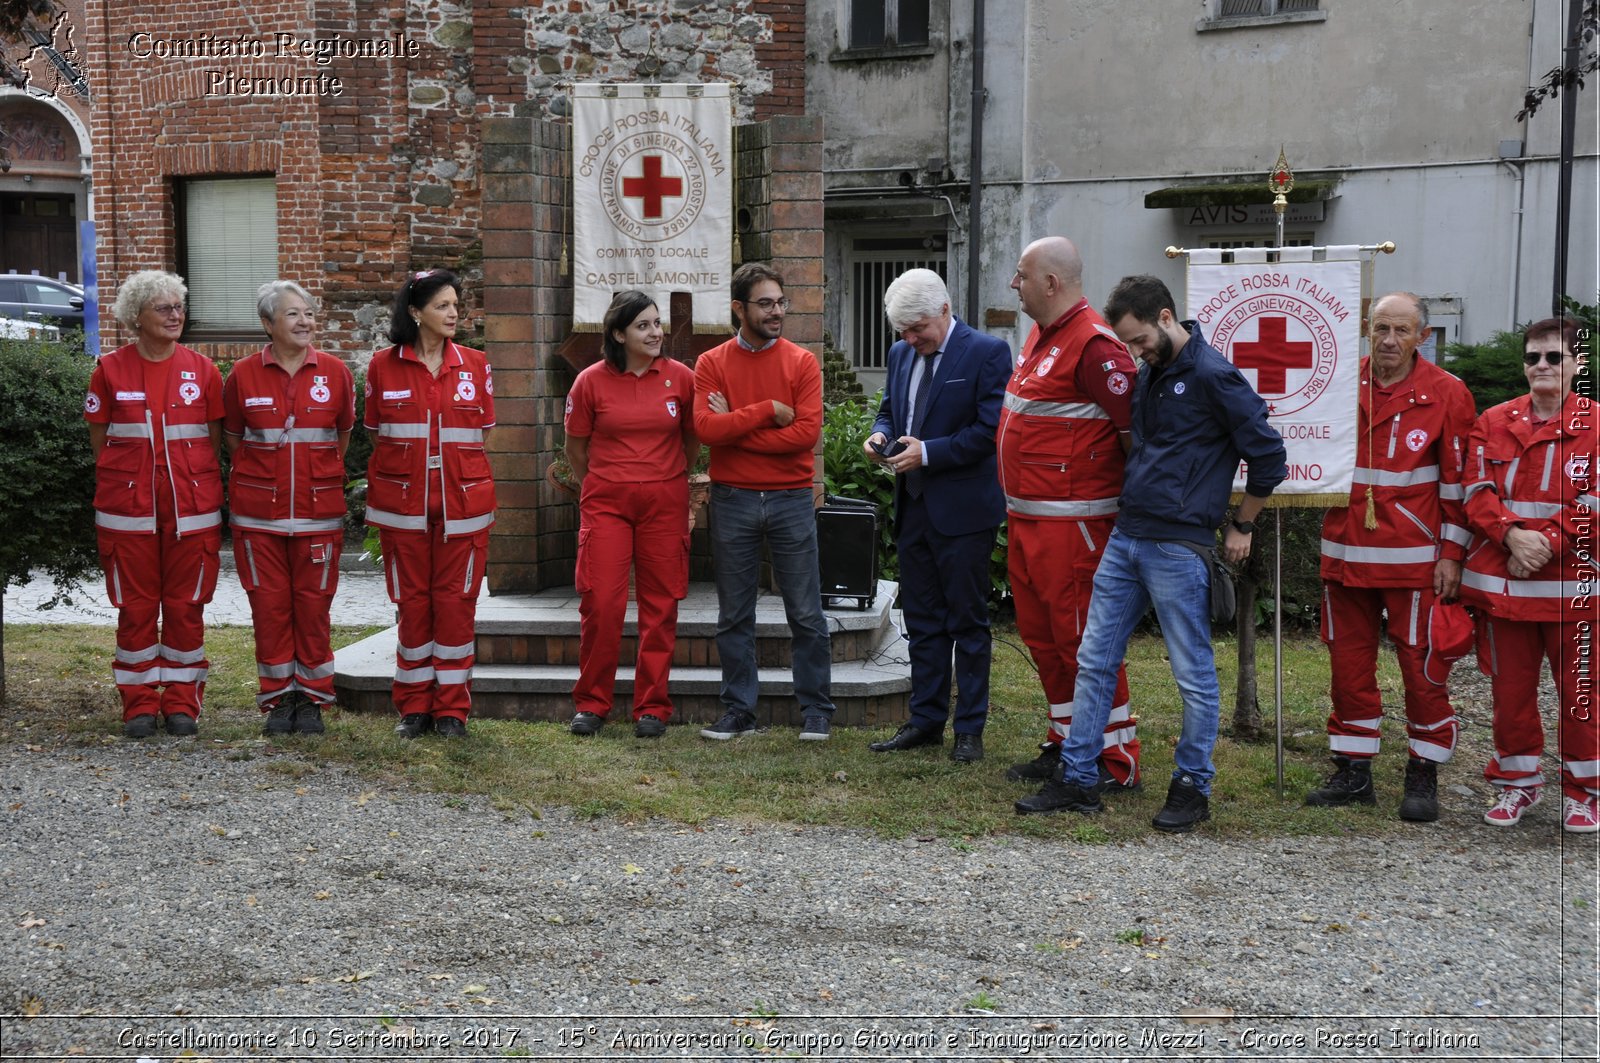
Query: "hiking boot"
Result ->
[[634, 713, 667, 739], [1098, 763, 1144, 793], [700, 710, 757, 741], [1399, 758, 1439, 822], [1484, 786, 1542, 827], [1014, 765, 1103, 816], [434, 716, 468, 739], [570, 711, 604, 736], [1563, 795, 1599, 834], [1305, 755, 1376, 807], [798, 713, 831, 742], [294, 698, 326, 735], [1151, 774, 1211, 833], [163, 713, 198, 737], [264, 696, 298, 736], [123, 714, 158, 739], [1005, 743, 1060, 782], [394, 713, 432, 739]]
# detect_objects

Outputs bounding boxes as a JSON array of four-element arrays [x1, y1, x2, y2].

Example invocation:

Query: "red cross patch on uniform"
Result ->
[[1107, 372, 1129, 396], [666, 399, 679, 418], [1567, 454, 1592, 483], [1406, 428, 1429, 452]]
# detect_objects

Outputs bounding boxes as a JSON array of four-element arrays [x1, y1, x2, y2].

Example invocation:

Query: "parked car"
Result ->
[[0, 274, 85, 329], [0, 315, 62, 341]]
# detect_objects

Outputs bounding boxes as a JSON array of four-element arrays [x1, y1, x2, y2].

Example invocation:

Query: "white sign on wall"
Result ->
[[572, 83, 733, 333], [1188, 252, 1363, 506]]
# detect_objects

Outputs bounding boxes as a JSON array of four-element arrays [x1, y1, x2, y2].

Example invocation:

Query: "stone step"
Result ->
[[334, 615, 912, 727], [474, 581, 895, 667]]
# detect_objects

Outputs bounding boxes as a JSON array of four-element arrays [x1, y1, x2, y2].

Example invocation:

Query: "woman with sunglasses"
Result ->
[[1462, 316, 1598, 832], [222, 281, 356, 736], [365, 269, 496, 739], [564, 291, 697, 738], [84, 271, 224, 738]]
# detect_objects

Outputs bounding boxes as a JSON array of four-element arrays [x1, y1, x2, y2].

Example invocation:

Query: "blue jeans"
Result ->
[[709, 484, 834, 718], [1062, 528, 1220, 793]]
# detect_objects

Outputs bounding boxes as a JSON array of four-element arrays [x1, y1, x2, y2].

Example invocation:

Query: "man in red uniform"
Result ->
[[998, 236, 1142, 789], [1308, 291, 1477, 821], [693, 263, 835, 741], [86, 270, 224, 738], [224, 281, 356, 736]]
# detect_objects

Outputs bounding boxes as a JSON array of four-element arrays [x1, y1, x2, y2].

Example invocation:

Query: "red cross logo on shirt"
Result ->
[[621, 155, 684, 220], [1233, 316, 1314, 394]]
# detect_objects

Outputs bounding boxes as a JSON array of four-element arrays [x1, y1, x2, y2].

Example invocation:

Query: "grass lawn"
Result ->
[[1, 621, 1502, 841]]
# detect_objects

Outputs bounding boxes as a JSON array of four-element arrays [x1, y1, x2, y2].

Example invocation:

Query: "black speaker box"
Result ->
[[817, 495, 879, 609]]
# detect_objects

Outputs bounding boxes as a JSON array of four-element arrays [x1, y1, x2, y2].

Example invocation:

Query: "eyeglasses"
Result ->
[[1523, 350, 1569, 367], [740, 297, 790, 312], [147, 303, 186, 318]]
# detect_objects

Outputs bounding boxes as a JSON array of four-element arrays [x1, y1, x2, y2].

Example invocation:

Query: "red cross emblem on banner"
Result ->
[[1233, 316, 1315, 394], [621, 155, 684, 219]]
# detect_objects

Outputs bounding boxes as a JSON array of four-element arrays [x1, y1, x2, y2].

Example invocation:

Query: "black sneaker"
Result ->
[[123, 714, 158, 739], [634, 714, 667, 739], [1151, 774, 1210, 833], [1399, 758, 1439, 822], [798, 713, 831, 742], [434, 716, 468, 739], [700, 710, 757, 741], [395, 713, 433, 739], [264, 696, 298, 736], [1305, 755, 1376, 807], [570, 711, 604, 736], [1005, 743, 1061, 782], [1098, 763, 1144, 793], [294, 698, 326, 735], [1014, 767, 1104, 815], [163, 713, 198, 737]]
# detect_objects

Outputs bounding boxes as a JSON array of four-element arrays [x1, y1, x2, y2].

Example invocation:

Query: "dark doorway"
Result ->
[[0, 193, 78, 282]]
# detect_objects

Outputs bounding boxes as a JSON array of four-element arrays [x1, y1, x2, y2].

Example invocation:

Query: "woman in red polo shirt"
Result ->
[[565, 291, 697, 738], [364, 269, 496, 740], [223, 280, 356, 737]]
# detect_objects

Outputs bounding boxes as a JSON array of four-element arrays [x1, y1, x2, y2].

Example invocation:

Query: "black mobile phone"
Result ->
[[871, 437, 906, 458]]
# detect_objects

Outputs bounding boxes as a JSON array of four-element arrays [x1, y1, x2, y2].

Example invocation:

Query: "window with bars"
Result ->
[[848, 247, 947, 370], [1218, 0, 1320, 16], [849, 0, 931, 50], [176, 176, 279, 334]]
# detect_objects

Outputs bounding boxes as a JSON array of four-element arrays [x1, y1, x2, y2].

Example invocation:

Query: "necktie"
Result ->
[[906, 352, 937, 498]]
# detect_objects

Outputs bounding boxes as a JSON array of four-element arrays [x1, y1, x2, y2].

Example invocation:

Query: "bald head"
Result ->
[[1011, 237, 1085, 324]]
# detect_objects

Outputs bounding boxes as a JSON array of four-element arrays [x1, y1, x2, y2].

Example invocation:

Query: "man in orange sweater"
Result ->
[[693, 263, 835, 741]]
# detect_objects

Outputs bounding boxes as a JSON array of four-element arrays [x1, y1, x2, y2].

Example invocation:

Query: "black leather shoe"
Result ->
[[1151, 774, 1211, 833], [951, 733, 984, 763], [263, 697, 297, 736], [1014, 769, 1104, 816], [570, 711, 604, 736], [163, 713, 198, 737], [434, 716, 468, 739], [123, 714, 157, 739], [394, 713, 433, 739], [869, 722, 943, 753]]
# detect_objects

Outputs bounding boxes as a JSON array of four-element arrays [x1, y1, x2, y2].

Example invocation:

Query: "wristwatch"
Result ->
[[1230, 518, 1256, 535]]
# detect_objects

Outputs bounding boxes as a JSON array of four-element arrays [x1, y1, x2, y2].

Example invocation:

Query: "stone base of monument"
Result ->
[[332, 581, 913, 726]]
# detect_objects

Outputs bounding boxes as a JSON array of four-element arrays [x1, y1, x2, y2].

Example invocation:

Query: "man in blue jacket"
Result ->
[[864, 269, 1012, 762], [1016, 274, 1287, 830]]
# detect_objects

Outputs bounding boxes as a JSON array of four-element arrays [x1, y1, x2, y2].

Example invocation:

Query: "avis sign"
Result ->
[[1187, 257, 1362, 505], [572, 83, 732, 332]]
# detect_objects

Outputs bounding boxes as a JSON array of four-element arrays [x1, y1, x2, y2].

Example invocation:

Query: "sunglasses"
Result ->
[[1523, 350, 1569, 367]]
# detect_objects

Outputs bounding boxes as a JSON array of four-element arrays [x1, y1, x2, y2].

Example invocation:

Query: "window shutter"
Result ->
[[183, 177, 278, 331]]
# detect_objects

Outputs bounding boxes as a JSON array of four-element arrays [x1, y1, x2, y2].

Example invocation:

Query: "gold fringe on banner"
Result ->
[[569, 322, 603, 334], [559, 118, 570, 278], [731, 115, 742, 268], [1234, 492, 1354, 510]]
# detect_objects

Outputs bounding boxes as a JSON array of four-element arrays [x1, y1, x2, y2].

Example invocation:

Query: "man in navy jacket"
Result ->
[[864, 269, 1012, 762], [1017, 274, 1286, 830]]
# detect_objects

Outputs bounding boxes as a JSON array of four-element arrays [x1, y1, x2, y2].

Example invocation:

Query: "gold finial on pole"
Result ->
[[1165, 246, 1182, 259], [1268, 146, 1294, 251]]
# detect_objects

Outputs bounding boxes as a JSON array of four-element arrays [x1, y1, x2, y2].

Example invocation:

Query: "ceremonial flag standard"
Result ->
[[1187, 249, 1362, 506], [572, 83, 733, 333]]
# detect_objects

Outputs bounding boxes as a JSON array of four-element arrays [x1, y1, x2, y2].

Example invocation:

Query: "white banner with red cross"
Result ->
[[1186, 248, 1363, 506], [572, 83, 733, 333]]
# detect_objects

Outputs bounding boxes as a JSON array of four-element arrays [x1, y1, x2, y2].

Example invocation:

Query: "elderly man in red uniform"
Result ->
[[224, 281, 355, 736], [1462, 316, 1599, 832], [86, 270, 224, 738], [1308, 291, 1476, 821], [998, 236, 1142, 790]]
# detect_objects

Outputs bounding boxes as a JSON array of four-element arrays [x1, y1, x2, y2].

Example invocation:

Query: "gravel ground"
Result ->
[[1, 738, 1595, 1062]]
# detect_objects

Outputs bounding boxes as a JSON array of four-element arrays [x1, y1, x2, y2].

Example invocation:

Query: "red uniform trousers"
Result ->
[[233, 530, 342, 712], [574, 476, 690, 719], [1320, 581, 1458, 762], [1008, 516, 1140, 783], [98, 466, 221, 722], [379, 469, 487, 722], [1479, 616, 1600, 800]]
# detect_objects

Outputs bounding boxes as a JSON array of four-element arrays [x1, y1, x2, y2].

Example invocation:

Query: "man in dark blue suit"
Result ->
[[864, 269, 1012, 762]]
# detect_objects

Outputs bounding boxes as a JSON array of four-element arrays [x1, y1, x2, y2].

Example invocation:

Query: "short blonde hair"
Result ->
[[112, 270, 187, 328]]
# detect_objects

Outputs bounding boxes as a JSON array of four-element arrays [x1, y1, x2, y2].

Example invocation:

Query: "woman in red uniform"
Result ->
[[364, 269, 496, 739], [1462, 316, 1599, 832], [565, 290, 697, 738], [223, 281, 356, 736], [85, 270, 224, 738]]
